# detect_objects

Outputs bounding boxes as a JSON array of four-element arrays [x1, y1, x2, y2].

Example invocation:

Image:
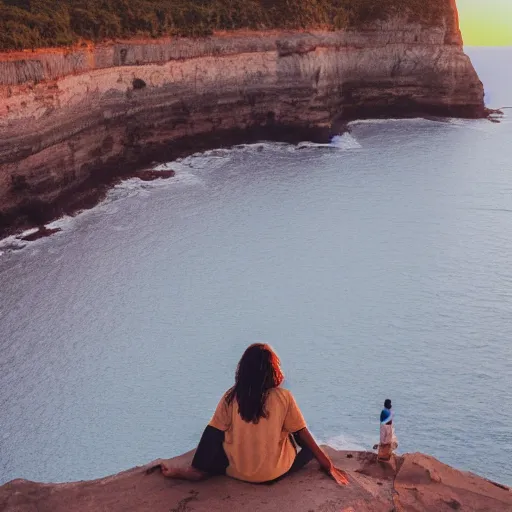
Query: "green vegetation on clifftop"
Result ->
[[0, 0, 447, 51]]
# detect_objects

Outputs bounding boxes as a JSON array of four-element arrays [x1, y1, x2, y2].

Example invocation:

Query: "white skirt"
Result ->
[[378, 424, 398, 461]]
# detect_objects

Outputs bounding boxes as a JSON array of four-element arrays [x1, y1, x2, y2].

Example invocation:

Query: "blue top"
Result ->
[[380, 407, 393, 425]]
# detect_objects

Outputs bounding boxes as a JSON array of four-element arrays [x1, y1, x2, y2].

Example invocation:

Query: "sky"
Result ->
[[457, 0, 512, 46]]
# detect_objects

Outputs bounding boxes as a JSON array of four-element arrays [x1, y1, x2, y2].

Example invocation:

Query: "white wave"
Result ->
[[168, 138, 363, 165], [18, 227, 39, 238], [47, 216, 74, 230], [0, 235, 27, 255], [172, 142, 309, 170], [198, 148, 234, 158], [331, 133, 363, 150], [447, 118, 502, 133], [104, 178, 144, 203], [0, 225, 51, 255], [153, 162, 176, 171], [235, 142, 294, 151], [107, 169, 203, 202], [173, 153, 231, 172], [0, 224, 66, 256], [296, 141, 332, 149], [348, 118, 426, 127], [324, 432, 375, 452], [171, 169, 205, 186], [290, 133, 361, 151]]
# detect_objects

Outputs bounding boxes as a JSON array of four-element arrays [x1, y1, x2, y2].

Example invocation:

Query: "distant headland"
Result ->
[[0, 0, 485, 238]]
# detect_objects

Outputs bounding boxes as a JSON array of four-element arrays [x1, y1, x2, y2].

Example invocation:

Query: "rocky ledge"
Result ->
[[1, 449, 511, 512], [0, 0, 485, 238]]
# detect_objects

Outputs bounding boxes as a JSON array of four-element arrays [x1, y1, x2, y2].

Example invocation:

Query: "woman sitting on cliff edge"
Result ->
[[152, 343, 348, 485]]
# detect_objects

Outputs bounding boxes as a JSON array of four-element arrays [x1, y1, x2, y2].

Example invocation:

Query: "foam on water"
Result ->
[[0, 222, 70, 256], [348, 117, 427, 127], [331, 133, 363, 150], [0, 168, 204, 255], [47, 216, 75, 230], [149, 136, 364, 183], [235, 142, 295, 152], [448, 118, 503, 133], [87, 169, 204, 213], [0, 236, 27, 256], [174, 148, 239, 171], [296, 141, 333, 149], [324, 432, 376, 452]]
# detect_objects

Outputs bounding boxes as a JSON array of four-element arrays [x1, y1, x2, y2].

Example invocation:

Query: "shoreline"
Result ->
[[0, 123, 332, 240], [0, 23, 485, 239], [1, 109, 498, 242]]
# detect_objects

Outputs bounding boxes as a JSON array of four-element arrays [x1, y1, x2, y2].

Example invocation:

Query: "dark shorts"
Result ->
[[191, 425, 314, 483]]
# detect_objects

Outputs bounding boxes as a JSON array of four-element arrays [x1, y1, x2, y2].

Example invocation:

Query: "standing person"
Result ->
[[152, 343, 348, 485], [377, 399, 398, 462]]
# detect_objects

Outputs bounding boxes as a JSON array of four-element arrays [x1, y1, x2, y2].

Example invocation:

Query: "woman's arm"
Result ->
[[296, 428, 349, 485]]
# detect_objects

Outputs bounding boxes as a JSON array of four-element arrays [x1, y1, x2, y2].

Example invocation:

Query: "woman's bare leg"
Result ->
[[161, 464, 208, 481], [147, 460, 208, 481], [149, 426, 227, 481]]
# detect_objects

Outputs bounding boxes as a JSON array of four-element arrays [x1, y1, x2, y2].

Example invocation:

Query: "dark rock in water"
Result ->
[[135, 170, 176, 181], [20, 226, 62, 242], [486, 107, 504, 123]]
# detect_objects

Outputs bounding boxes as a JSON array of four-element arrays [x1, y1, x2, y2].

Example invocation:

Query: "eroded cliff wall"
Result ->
[[0, 13, 484, 236]]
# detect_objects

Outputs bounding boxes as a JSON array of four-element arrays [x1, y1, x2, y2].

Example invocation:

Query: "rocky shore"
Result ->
[[1, 448, 511, 511], [0, 0, 485, 238]]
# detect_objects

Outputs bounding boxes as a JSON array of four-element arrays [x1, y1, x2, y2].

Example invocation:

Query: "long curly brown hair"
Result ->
[[226, 344, 284, 424]]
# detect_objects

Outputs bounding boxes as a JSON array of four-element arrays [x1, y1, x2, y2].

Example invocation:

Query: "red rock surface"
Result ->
[[1, 449, 510, 512]]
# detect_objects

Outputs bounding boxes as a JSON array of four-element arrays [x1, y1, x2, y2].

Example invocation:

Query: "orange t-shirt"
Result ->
[[209, 387, 307, 483]]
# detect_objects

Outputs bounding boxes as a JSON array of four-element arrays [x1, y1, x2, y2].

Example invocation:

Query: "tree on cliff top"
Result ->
[[0, 0, 447, 51]]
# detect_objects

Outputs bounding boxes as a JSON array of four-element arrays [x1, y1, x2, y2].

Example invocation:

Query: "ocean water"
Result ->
[[0, 48, 511, 486]]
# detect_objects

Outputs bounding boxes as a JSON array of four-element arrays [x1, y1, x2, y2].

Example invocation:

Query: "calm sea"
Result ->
[[1, 47, 511, 486]]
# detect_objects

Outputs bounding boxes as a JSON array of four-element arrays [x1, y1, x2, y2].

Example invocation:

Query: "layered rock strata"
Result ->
[[0, 11, 485, 237]]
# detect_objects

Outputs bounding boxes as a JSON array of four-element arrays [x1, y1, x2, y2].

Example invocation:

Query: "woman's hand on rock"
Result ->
[[320, 460, 349, 485], [328, 466, 349, 485], [295, 428, 349, 486], [329, 466, 348, 485]]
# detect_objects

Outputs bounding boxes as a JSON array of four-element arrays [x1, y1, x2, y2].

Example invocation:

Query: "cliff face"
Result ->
[[0, 11, 484, 237], [1, 449, 511, 512]]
